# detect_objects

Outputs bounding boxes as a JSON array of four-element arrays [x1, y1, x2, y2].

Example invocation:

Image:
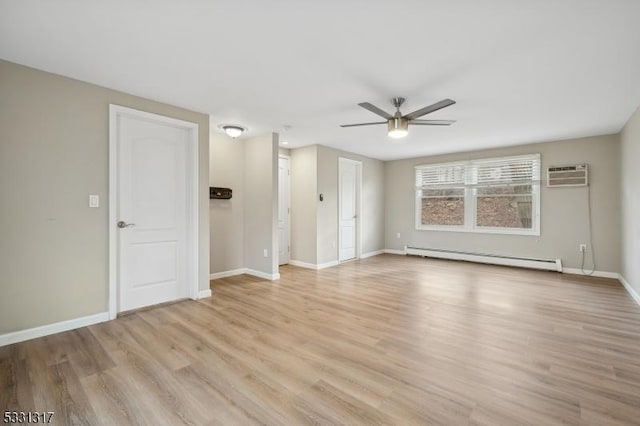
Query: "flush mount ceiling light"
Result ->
[[219, 124, 246, 138]]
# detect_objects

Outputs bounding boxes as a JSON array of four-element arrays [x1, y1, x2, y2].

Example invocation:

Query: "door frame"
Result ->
[[278, 154, 291, 265], [108, 104, 199, 320], [337, 157, 362, 261]]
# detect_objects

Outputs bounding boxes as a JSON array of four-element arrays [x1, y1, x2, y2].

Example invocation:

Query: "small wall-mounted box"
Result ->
[[210, 187, 232, 199]]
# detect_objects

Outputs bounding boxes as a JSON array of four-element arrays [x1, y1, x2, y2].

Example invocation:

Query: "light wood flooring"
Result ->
[[2, 254, 640, 425]]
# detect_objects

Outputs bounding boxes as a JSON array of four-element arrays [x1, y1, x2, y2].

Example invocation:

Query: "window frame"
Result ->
[[414, 154, 541, 236]]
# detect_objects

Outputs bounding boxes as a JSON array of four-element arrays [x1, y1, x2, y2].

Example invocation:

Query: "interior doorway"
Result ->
[[108, 105, 199, 318], [278, 155, 291, 265], [338, 157, 362, 262]]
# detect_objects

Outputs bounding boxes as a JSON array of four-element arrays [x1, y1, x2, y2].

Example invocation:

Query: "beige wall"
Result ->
[[290, 145, 318, 264], [243, 133, 279, 275], [621, 106, 640, 293], [288, 144, 385, 265], [316, 145, 385, 264], [385, 135, 621, 272], [209, 132, 244, 273], [0, 60, 210, 334]]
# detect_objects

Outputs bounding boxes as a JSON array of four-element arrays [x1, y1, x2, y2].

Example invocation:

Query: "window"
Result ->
[[415, 154, 540, 235]]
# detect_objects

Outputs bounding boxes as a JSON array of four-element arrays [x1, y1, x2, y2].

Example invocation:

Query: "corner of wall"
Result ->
[[620, 104, 640, 297], [289, 145, 318, 264], [209, 131, 245, 275], [242, 133, 279, 276], [271, 133, 280, 276]]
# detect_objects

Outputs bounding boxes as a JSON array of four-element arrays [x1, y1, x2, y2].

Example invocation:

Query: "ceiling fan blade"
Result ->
[[358, 102, 393, 120], [404, 99, 456, 120], [340, 121, 387, 128], [410, 119, 456, 126]]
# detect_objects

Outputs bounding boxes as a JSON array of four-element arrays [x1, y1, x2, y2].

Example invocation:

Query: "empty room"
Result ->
[[1, 1, 640, 425]]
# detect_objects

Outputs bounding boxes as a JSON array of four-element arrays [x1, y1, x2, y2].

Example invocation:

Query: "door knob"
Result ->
[[117, 221, 135, 228]]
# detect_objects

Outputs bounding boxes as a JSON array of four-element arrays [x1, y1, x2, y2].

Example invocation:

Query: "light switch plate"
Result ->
[[89, 195, 100, 208]]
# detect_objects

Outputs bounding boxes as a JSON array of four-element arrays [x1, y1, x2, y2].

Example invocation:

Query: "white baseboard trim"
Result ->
[[360, 250, 384, 259], [289, 259, 317, 269], [210, 268, 279, 281], [246, 269, 280, 281], [197, 289, 212, 299], [562, 268, 620, 279], [318, 260, 339, 269], [0, 312, 110, 347], [288, 259, 339, 270], [383, 248, 407, 255], [618, 274, 640, 306], [210, 268, 247, 280]]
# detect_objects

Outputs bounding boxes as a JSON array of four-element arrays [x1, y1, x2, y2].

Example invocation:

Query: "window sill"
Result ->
[[415, 225, 540, 236]]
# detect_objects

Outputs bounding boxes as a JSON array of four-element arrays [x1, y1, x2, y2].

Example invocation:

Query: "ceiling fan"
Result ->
[[340, 97, 456, 138]]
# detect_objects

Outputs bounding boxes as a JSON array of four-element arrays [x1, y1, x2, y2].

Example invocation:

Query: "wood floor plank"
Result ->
[[2, 254, 640, 425], [47, 361, 97, 425], [0, 347, 35, 412], [64, 328, 116, 378], [174, 363, 258, 426], [302, 379, 395, 425], [119, 314, 192, 371], [81, 367, 170, 426]]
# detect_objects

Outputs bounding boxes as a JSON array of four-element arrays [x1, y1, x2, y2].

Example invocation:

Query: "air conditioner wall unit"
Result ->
[[547, 164, 588, 187]]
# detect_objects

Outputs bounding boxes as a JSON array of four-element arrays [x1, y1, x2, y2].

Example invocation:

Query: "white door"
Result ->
[[339, 158, 359, 261], [113, 107, 196, 313], [278, 156, 290, 265]]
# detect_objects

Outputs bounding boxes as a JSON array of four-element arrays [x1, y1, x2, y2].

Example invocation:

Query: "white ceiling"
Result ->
[[2, 0, 640, 160]]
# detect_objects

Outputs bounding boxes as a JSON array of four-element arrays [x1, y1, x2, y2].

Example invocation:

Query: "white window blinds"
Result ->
[[415, 162, 466, 188], [473, 154, 540, 186], [416, 154, 540, 189]]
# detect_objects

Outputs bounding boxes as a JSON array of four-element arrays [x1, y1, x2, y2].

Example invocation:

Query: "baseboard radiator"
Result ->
[[405, 246, 563, 272]]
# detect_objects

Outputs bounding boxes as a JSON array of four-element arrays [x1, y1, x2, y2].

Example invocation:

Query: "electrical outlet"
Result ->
[[331, 241, 336, 248], [396, 232, 401, 239], [263, 249, 268, 257], [89, 194, 99, 208], [579, 244, 587, 253]]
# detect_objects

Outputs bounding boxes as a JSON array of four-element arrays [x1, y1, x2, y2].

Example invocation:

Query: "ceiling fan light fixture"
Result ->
[[387, 117, 409, 139], [340, 97, 455, 138], [220, 124, 246, 138]]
